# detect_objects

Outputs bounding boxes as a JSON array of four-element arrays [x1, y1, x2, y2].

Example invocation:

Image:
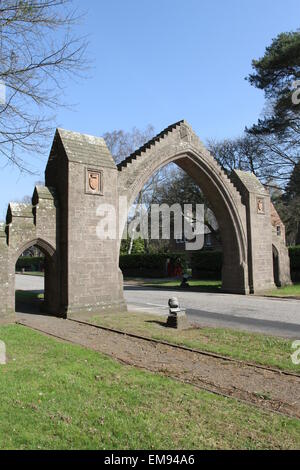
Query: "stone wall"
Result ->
[[0, 224, 11, 323]]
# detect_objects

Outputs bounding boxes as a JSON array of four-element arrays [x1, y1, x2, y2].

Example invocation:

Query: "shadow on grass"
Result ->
[[15, 290, 44, 315], [146, 320, 168, 328]]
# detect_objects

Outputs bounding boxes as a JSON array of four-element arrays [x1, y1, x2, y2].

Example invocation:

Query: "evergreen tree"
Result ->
[[247, 30, 300, 136]]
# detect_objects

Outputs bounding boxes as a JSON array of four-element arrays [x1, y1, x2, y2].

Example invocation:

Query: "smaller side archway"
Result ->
[[14, 238, 60, 315]]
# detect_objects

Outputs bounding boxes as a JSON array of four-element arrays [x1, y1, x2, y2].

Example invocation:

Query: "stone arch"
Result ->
[[14, 238, 60, 315], [0, 184, 61, 322], [14, 237, 56, 261], [118, 121, 249, 294]]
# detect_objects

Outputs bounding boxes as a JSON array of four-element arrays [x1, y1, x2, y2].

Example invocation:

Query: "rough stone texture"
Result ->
[[45, 129, 126, 317], [270, 203, 292, 287], [166, 311, 189, 329], [0, 223, 12, 323], [231, 171, 291, 292], [0, 120, 291, 323], [231, 171, 274, 293]]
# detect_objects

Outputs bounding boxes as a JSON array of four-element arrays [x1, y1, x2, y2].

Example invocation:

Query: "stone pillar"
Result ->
[[33, 187, 61, 314], [232, 171, 276, 293], [45, 129, 126, 317], [270, 203, 292, 287], [0, 225, 14, 323]]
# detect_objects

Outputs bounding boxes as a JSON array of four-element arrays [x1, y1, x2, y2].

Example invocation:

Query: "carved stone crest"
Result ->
[[85, 169, 103, 195], [89, 172, 99, 191], [257, 197, 265, 214]]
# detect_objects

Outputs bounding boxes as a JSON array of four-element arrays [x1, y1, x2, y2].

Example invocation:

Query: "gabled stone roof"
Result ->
[[8, 203, 33, 218], [233, 170, 268, 196], [50, 128, 117, 170], [34, 185, 55, 199], [117, 120, 243, 205]]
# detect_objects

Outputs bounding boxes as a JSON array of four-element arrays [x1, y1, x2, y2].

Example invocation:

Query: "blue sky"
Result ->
[[1, 0, 300, 219]]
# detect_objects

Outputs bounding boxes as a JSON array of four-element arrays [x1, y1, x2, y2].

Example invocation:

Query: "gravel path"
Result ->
[[17, 312, 300, 419]]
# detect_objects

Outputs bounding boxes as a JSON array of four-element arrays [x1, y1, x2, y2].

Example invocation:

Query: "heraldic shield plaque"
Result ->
[[85, 168, 103, 195], [256, 197, 265, 215]]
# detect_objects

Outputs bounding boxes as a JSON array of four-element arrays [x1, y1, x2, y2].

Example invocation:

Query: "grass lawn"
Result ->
[[15, 290, 44, 302], [90, 312, 300, 374], [266, 283, 300, 298], [16, 271, 44, 277], [15, 289, 300, 373], [0, 324, 299, 450]]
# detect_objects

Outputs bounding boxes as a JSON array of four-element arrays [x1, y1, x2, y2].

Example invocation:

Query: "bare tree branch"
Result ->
[[0, 0, 89, 170]]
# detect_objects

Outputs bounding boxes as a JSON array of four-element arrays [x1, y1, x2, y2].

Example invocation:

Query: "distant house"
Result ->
[[169, 231, 221, 253]]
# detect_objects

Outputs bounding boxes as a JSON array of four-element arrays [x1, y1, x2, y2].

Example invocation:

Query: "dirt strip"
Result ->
[[17, 313, 300, 419]]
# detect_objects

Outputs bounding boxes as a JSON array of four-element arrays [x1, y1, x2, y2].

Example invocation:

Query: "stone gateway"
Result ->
[[0, 120, 291, 323]]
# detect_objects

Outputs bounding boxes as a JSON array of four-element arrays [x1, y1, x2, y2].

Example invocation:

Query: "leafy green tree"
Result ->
[[120, 237, 145, 256], [285, 160, 300, 198], [244, 30, 300, 189], [282, 161, 300, 245], [247, 30, 300, 136], [271, 160, 300, 245]]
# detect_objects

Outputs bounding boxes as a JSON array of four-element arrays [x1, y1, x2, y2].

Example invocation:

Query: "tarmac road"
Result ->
[[15, 274, 300, 338]]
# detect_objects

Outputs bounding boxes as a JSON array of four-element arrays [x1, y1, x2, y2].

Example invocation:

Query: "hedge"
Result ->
[[119, 253, 188, 278], [120, 248, 300, 280], [190, 251, 222, 279], [289, 246, 300, 281], [16, 256, 44, 272], [289, 246, 300, 270], [119, 251, 222, 279]]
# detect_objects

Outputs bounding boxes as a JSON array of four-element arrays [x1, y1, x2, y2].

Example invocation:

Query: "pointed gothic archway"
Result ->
[[14, 238, 60, 315], [117, 121, 249, 294]]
